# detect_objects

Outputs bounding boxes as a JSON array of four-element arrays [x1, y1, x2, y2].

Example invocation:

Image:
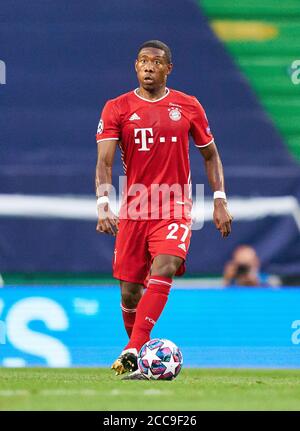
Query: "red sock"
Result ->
[[124, 276, 172, 352], [121, 303, 136, 338]]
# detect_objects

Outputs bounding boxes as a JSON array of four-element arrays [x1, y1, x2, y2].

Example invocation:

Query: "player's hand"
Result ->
[[96, 203, 119, 236], [213, 199, 233, 238]]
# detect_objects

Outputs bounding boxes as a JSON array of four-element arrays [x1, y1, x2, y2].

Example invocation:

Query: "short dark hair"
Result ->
[[138, 40, 172, 64]]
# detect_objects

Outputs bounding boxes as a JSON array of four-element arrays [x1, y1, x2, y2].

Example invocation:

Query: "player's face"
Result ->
[[135, 48, 173, 91]]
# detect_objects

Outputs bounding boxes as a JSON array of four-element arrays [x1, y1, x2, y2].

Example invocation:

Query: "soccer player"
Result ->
[[95, 40, 233, 379]]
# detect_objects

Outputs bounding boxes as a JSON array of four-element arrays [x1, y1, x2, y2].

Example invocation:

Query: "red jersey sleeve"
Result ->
[[96, 99, 120, 143], [190, 98, 214, 148]]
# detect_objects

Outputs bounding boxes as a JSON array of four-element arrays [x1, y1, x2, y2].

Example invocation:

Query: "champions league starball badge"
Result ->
[[97, 119, 104, 134], [168, 107, 181, 121]]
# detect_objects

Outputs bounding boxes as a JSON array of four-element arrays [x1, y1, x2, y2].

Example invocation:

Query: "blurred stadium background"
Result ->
[[1, 0, 300, 370]]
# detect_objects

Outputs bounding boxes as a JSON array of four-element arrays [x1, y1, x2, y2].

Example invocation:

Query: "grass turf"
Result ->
[[0, 368, 300, 411]]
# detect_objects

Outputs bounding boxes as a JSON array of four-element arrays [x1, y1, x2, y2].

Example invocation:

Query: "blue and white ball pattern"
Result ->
[[138, 338, 183, 380]]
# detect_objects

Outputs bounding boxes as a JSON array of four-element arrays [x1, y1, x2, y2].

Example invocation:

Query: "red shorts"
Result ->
[[113, 218, 192, 284]]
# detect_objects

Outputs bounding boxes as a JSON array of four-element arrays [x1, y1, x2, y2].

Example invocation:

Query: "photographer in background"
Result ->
[[223, 245, 281, 287]]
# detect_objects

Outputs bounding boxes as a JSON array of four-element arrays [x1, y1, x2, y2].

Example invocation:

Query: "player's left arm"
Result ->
[[199, 142, 233, 238]]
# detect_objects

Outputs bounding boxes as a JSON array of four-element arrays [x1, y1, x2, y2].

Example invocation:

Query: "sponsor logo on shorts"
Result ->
[[178, 243, 187, 252]]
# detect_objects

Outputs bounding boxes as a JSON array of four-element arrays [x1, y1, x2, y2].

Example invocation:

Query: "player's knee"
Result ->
[[152, 262, 177, 278], [121, 282, 143, 308], [121, 292, 136, 308]]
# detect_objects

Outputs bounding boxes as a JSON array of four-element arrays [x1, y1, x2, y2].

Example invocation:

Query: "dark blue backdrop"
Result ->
[[1, 0, 300, 274]]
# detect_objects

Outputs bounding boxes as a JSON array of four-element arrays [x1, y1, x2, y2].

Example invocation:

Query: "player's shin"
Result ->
[[124, 276, 172, 352], [121, 303, 136, 337]]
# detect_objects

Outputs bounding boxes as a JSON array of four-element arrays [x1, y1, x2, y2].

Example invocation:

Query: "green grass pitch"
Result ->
[[0, 368, 300, 411]]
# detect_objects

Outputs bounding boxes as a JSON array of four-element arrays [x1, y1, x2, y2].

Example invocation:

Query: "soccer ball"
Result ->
[[138, 338, 183, 380]]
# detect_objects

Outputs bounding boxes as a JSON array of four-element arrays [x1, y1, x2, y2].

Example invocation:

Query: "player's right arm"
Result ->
[[95, 100, 121, 236], [95, 139, 119, 236]]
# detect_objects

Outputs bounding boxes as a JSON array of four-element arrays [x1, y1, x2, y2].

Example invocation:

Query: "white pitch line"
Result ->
[[0, 390, 29, 396], [143, 389, 173, 395], [40, 389, 98, 396], [110, 389, 174, 396], [0, 388, 173, 397]]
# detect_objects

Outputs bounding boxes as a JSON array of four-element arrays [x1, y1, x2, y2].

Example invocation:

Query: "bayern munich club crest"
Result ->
[[168, 107, 181, 121]]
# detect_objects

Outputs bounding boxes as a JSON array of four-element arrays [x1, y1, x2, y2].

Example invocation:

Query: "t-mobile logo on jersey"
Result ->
[[134, 128, 154, 151], [134, 128, 178, 151]]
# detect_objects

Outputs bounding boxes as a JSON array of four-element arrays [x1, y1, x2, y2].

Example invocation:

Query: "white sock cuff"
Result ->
[[147, 278, 172, 287], [120, 303, 137, 313]]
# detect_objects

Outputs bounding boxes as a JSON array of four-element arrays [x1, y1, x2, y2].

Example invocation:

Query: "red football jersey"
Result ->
[[96, 88, 214, 220]]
